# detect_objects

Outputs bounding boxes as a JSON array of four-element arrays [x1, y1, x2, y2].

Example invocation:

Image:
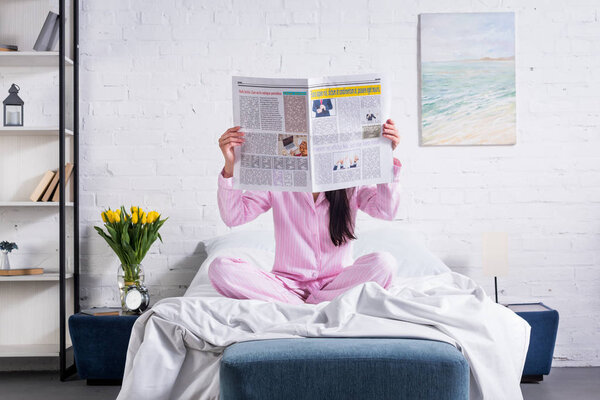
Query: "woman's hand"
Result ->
[[219, 126, 245, 178], [383, 119, 400, 150]]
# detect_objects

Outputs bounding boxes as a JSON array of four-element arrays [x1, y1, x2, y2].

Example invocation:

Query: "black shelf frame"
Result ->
[[59, 0, 79, 381]]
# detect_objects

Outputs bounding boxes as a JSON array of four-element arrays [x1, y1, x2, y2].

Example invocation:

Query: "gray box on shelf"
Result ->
[[33, 12, 59, 51]]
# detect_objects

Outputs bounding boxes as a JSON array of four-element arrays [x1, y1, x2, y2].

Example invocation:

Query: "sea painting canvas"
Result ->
[[419, 12, 516, 146]]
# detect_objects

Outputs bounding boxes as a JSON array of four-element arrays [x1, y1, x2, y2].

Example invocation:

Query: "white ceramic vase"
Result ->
[[0, 250, 10, 270]]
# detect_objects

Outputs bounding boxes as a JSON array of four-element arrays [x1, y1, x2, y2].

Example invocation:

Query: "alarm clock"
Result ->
[[123, 285, 149, 314]]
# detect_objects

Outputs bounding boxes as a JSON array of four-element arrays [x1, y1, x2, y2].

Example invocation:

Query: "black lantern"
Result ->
[[3, 84, 24, 127]]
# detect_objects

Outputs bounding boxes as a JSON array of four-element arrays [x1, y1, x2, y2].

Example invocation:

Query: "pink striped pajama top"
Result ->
[[210, 158, 402, 303]]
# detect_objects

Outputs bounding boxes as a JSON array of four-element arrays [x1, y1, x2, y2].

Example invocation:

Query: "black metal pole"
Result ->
[[59, 0, 66, 381], [74, 0, 80, 316], [494, 276, 498, 304]]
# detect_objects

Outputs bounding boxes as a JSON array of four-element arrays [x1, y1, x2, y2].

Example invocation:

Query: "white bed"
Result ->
[[117, 228, 530, 400]]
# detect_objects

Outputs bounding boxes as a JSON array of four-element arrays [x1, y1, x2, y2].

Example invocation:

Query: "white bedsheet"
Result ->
[[117, 254, 530, 400]]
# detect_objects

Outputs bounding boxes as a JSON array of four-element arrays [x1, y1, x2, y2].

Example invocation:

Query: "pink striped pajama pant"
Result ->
[[208, 251, 395, 304]]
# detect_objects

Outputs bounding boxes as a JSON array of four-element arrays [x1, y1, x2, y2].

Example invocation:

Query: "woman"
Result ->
[[209, 119, 402, 304]]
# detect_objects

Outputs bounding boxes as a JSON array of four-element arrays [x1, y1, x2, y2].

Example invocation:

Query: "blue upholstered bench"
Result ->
[[220, 338, 469, 400], [69, 313, 139, 384]]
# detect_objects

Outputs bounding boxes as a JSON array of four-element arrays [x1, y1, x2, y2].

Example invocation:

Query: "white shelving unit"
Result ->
[[0, 127, 74, 136], [0, 344, 65, 358], [0, 201, 74, 207], [0, 0, 79, 379], [0, 51, 73, 67], [0, 273, 74, 282], [0, 276, 75, 357]]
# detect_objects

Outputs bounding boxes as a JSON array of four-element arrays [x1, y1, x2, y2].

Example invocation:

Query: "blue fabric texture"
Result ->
[[514, 304, 559, 376], [68, 313, 139, 380], [220, 338, 469, 400]]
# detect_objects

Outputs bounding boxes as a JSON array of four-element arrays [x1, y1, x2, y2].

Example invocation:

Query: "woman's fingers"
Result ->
[[223, 141, 243, 148], [219, 131, 245, 144], [383, 118, 399, 140], [220, 126, 243, 140], [382, 119, 401, 150], [221, 136, 245, 143], [220, 137, 245, 147], [383, 131, 399, 140], [220, 130, 245, 140]]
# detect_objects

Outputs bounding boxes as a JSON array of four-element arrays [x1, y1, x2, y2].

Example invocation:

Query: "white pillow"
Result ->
[[204, 230, 276, 255], [184, 228, 449, 297], [353, 227, 450, 277]]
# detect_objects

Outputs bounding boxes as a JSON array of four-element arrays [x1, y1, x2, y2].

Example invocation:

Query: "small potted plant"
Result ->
[[0, 241, 18, 270], [94, 206, 167, 312]]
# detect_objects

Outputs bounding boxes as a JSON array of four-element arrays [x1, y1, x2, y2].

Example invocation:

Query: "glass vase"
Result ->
[[118, 264, 145, 311], [0, 250, 9, 270]]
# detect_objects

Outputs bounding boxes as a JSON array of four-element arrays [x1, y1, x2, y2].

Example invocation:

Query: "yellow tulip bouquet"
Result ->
[[94, 206, 167, 287]]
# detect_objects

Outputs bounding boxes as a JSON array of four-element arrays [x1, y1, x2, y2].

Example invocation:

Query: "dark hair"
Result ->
[[325, 189, 356, 246]]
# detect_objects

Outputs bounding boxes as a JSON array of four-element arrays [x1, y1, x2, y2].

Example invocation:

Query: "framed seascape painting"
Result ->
[[419, 12, 516, 146]]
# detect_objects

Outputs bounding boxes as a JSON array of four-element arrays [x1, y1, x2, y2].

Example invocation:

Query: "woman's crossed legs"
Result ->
[[208, 252, 396, 305]]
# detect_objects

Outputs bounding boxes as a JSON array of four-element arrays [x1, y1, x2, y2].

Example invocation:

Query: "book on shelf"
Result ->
[[28, 163, 75, 203], [0, 268, 44, 276], [51, 163, 74, 202], [0, 44, 18, 52], [41, 170, 60, 202], [81, 307, 122, 317], [29, 170, 55, 202]]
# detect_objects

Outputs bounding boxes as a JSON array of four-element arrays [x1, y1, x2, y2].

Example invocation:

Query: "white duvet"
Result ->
[[117, 230, 530, 400]]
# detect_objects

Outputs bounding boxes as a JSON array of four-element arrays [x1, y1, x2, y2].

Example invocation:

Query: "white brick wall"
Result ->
[[79, 0, 600, 366]]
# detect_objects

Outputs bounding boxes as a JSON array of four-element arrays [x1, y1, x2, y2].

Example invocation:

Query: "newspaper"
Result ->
[[232, 74, 392, 192]]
